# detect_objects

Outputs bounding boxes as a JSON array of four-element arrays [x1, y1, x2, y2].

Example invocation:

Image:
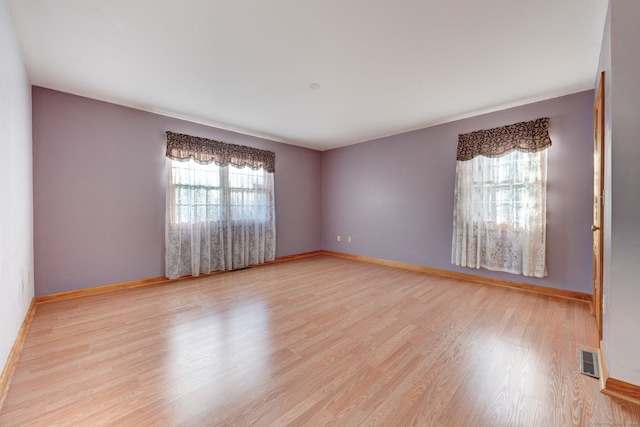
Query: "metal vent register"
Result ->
[[579, 350, 599, 378]]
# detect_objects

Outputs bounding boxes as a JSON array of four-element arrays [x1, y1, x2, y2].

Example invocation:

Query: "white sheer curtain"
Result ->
[[165, 132, 275, 279], [451, 118, 551, 278]]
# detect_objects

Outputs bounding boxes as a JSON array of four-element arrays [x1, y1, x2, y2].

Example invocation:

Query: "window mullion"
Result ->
[[220, 165, 231, 222]]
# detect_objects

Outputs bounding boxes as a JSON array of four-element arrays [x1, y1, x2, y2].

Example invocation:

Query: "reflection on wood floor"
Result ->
[[1, 254, 639, 426]]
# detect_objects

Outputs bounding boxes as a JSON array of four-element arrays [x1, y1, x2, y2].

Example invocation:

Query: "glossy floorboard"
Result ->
[[1, 255, 638, 426]]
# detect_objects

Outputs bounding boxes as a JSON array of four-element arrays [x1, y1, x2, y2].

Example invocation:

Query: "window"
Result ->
[[165, 132, 275, 279], [469, 150, 541, 231], [451, 118, 551, 278], [169, 159, 270, 225], [169, 159, 222, 225]]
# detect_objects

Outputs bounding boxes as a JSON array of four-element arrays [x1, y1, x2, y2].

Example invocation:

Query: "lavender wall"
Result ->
[[33, 87, 322, 296], [0, 0, 34, 378], [598, 0, 614, 378], [598, 0, 640, 387], [323, 91, 594, 293]]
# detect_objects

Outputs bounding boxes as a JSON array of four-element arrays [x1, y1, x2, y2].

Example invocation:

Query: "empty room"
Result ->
[[1, 0, 640, 425]]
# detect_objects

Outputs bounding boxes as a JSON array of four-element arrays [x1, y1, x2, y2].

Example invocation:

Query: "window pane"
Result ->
[[229, 166, 264, 188], [172, 159, 220, 187]]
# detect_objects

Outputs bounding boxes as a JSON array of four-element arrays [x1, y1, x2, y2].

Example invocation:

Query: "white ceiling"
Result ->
[[7, 0, 608, 151]]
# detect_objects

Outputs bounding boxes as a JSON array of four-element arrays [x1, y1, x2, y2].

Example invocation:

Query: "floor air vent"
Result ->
[[579, 350, 599, 378]]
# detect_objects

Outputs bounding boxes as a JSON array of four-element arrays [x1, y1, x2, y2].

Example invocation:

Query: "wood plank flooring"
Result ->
[[1, 255, 639, 426]]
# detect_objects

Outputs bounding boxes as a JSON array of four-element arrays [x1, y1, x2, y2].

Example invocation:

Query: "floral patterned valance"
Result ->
[[166, 131, 275, 173], [456, 117, 552, 161]]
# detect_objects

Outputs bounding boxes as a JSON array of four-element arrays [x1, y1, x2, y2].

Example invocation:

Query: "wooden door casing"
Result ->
[[593, 71, 605, 341]]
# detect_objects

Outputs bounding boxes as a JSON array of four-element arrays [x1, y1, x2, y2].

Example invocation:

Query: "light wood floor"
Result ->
[[1, 255, 639, 426]]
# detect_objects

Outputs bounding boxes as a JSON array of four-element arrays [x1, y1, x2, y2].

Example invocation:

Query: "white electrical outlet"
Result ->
[[348, 236, 351, 243], [337, 235, 341, 242]]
